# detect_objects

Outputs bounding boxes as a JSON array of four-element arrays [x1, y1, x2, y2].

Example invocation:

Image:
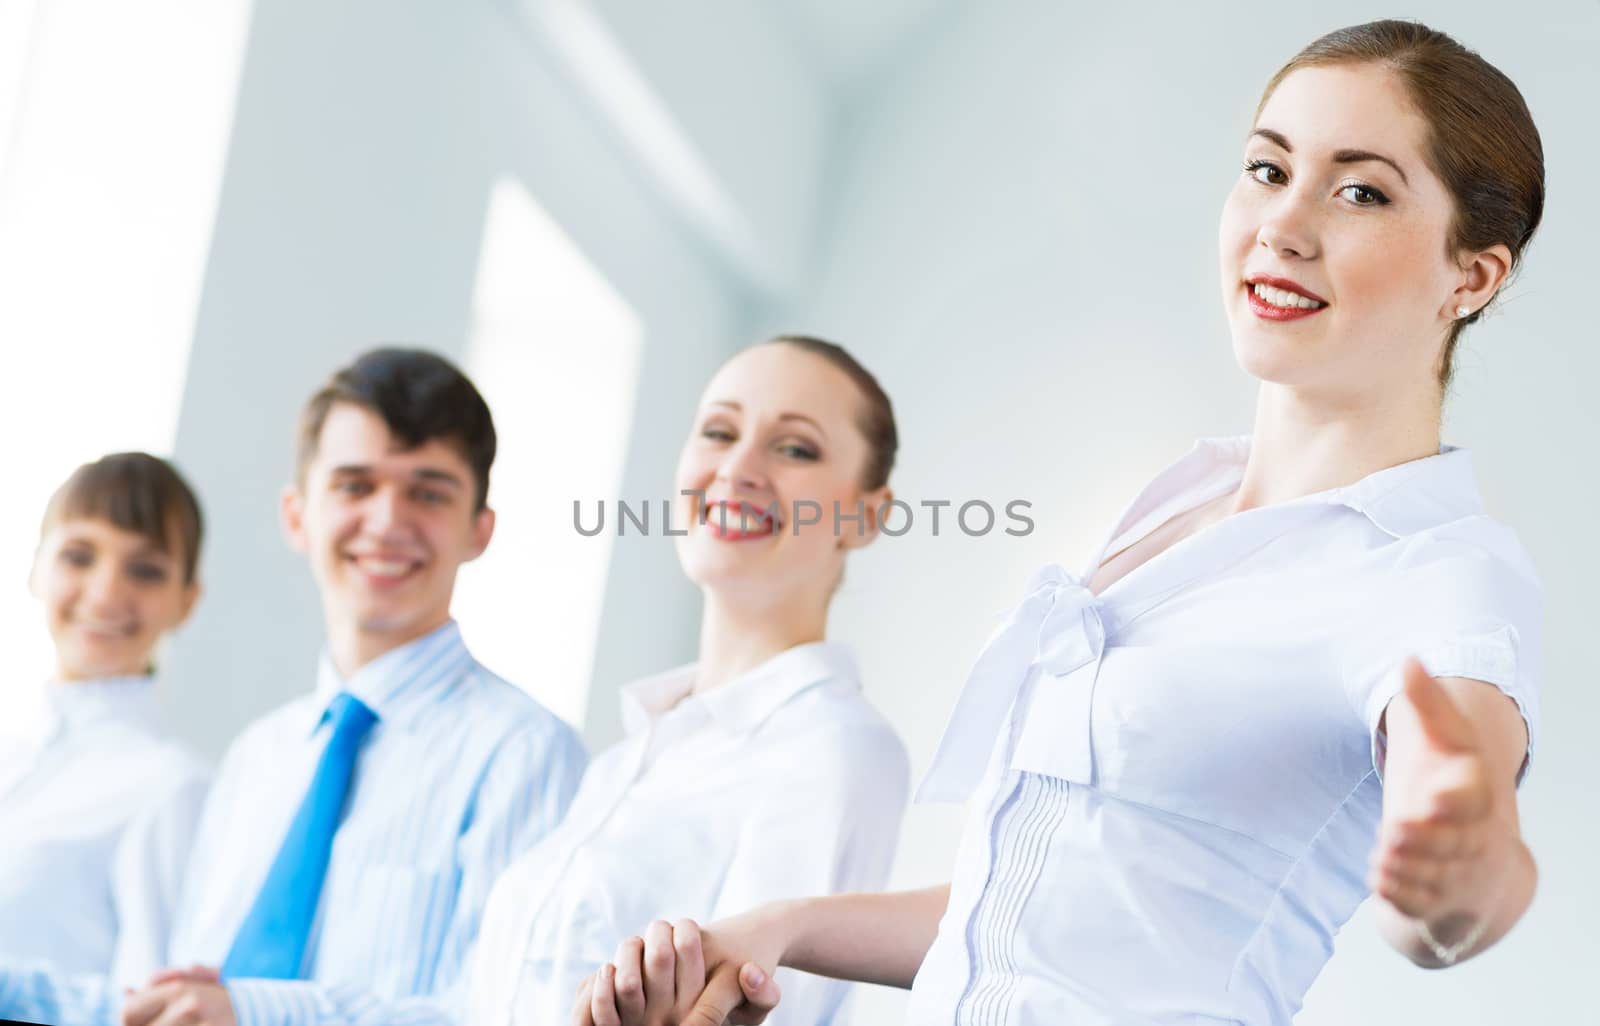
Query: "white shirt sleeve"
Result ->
[[1352, 531, 1543, 785], [707, 721, 910, 1026], [108, 768, 210, 990], [0, 960, 122, 1026]]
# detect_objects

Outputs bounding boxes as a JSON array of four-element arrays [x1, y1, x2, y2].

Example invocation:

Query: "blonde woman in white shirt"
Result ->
[[579, 20, 1549, 1026], [470, 336, 911, 1026], [0, 453, 209, 989]]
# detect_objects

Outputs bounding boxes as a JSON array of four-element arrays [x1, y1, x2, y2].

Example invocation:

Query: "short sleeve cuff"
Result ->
[[1364, 625, 1536, 787]]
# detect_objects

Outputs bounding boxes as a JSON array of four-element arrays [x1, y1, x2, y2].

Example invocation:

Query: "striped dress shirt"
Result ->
[[0, 620, 588, 1026]]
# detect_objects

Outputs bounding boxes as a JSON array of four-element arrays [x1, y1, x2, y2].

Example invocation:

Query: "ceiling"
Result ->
[[764, 0, 955, 96]]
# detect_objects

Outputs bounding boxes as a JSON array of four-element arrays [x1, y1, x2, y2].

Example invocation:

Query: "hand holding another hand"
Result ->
[[122, 965, 235, 1026], [572, 912, 785, 1026]]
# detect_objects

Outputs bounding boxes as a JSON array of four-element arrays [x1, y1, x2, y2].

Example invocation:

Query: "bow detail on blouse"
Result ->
[[917, 564, 1106, 803]]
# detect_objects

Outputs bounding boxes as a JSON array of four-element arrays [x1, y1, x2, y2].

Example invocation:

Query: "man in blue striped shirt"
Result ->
[[0, 348, 588, 1026]]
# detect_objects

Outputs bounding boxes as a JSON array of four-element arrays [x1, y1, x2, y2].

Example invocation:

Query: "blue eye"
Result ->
[[778, 443, 819, 461]]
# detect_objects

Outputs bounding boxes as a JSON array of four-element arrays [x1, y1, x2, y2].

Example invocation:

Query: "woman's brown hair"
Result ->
[[1256, 19, 1545, 387], [765, 335, 898, 490], [41, 452, 205, 584]]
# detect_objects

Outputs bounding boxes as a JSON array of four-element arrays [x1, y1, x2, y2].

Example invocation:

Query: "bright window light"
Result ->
[[456, 177, 644, 729]]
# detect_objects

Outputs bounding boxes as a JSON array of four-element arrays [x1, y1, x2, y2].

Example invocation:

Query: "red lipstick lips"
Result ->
[[1244, 275, 1328, 322]]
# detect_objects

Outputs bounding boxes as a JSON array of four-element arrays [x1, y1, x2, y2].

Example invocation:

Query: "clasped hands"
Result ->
[[572, 914, 781, 1026], [121, 965, 234, 1026]]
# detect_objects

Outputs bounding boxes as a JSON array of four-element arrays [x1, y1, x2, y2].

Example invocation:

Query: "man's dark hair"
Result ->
[[296, 348, 497, 510]]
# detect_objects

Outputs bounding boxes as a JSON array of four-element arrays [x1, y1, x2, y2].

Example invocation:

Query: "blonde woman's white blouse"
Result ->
[[909, 437, 1541, 1026], [470, 641, 911, 1026], [0, 677, 208, 988]]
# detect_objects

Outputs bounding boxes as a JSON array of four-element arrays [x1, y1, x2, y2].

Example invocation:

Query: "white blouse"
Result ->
[[0, 677, 208, 988], [470, 641, 911, 1026], [908, 437, 1541, 1026]]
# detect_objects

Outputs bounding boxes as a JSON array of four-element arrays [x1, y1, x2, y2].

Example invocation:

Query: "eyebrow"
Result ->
[[413, 469, 465, 489], [705, 400, 829, 440], [328, 464, 465, 489], [1250, 128, 1410, 187], [58, 531, 171, 560]]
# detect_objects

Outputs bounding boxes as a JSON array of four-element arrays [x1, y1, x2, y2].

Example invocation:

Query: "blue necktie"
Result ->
[[221, 692, 378, 979]]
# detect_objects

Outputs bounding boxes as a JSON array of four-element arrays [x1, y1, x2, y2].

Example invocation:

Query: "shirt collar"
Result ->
[[619, 640, 859, 737], [1187, 435, 1485, 538], [309, 620, 473, 736], [1327, 445, 1484, 537], [44, 675, 162, 730]]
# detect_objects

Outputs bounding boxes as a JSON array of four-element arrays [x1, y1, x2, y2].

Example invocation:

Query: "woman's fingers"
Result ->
[[1369, 819, 1485, 918], [672, 919, 707, 1020], [1380, 817, 1479, 861], [144, 965, 219, 988], [118, 985, 168, 1026], [736, 963, 782, 1024], [591, 963, 622, 1026], [612, 937, 647, 1023], [681, 966, 749, 1026], [570, 975, 595, 1026], [642, 919, 677, 1016], [1372, 865, 1443, 919]]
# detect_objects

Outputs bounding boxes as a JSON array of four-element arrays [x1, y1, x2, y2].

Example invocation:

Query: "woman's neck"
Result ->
[[1235, 379, 1442, 512], [693, 589, 827, 697]]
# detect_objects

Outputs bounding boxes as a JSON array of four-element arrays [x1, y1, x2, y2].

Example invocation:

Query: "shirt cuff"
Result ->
[[226, 978, 326, 1026], [1363, 625, 1533, 786]]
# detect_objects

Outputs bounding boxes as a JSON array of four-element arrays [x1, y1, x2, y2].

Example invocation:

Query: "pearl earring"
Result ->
[[1456, 305, 1472, 319]]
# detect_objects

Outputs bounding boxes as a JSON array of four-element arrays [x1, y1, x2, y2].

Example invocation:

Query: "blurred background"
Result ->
[[1, 0, 1595, 1021]]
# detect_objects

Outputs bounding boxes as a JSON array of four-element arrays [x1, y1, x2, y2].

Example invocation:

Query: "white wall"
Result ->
[[160, 0, 827, 755], [783, 2, 1600, 1022], [581, 0, 830, 298]]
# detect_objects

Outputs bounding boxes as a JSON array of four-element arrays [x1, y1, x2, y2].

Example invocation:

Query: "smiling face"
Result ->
[[1219, 63, 1497, 401], [31, 517, 198, 680], [673, 344, 891, 609], [282, 402, 494, 658]]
